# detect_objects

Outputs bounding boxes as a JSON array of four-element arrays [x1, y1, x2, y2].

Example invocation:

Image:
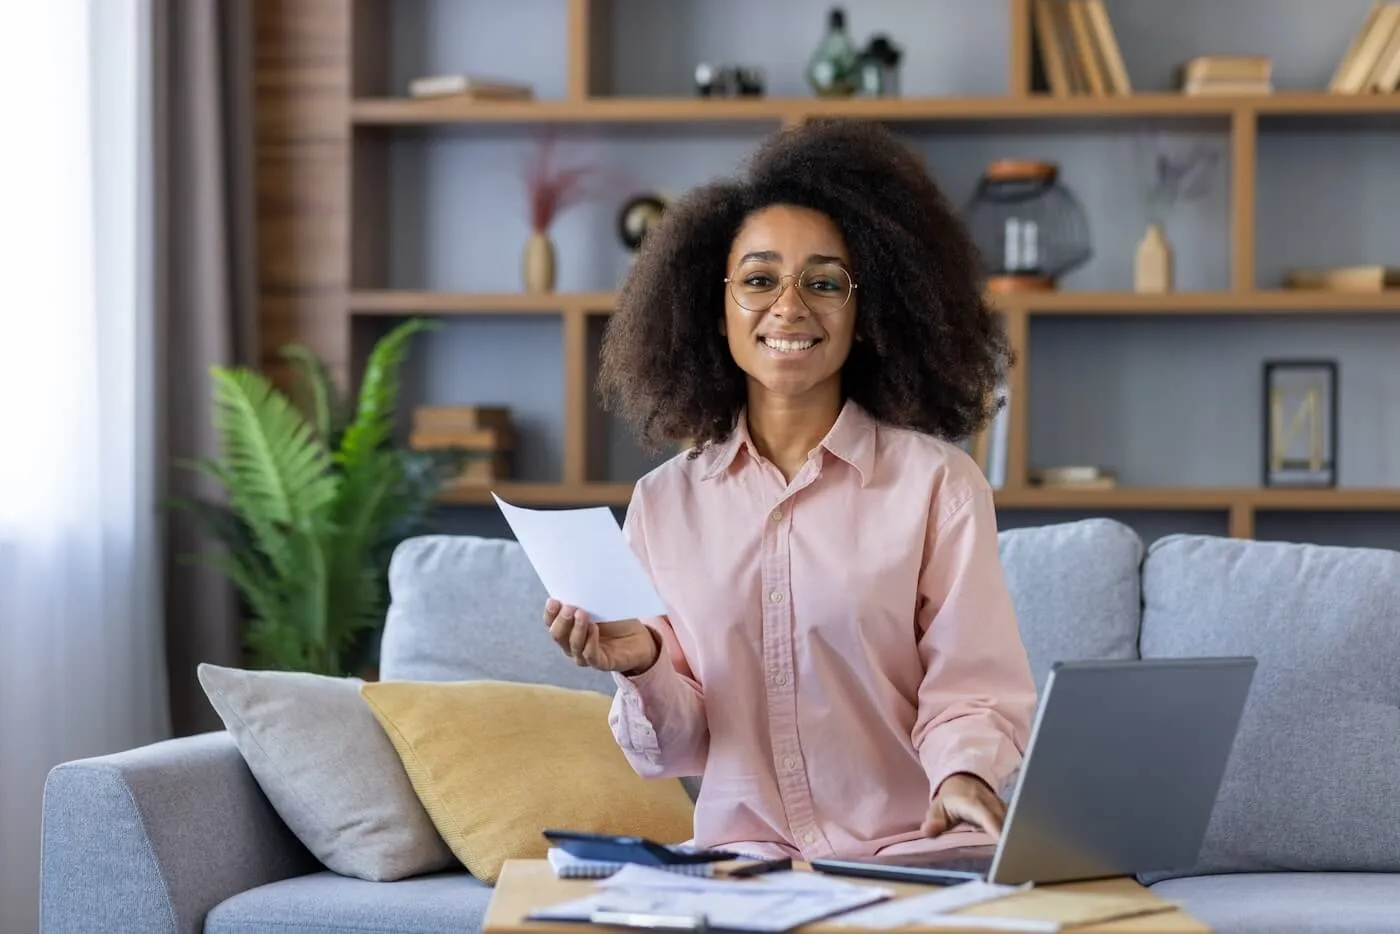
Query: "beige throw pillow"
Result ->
[[197, 663, 456, 881]]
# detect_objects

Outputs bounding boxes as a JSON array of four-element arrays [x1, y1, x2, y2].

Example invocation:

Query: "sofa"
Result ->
[[39, 518, 1400, 933]]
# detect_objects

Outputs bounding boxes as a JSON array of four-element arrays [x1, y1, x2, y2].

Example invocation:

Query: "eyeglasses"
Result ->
[[724, 262, 857, 315]]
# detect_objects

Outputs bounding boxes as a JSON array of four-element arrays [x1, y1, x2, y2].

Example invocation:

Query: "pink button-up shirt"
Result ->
[[608, 400, 1038, 860]]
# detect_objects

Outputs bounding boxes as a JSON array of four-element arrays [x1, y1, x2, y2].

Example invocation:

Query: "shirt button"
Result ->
[[769, 590, 784, 603], [772, 672, 788, 686], [782, 755, 798, 770], [802, 830, 817, 845], [770, 508, 782, 522]]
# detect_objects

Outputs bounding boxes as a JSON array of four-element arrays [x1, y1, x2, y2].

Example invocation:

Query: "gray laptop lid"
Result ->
[[988, 656, 1256, 885]]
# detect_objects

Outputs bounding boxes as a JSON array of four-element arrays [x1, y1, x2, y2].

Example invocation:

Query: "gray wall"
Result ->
[[381, 0, 1400, 549]]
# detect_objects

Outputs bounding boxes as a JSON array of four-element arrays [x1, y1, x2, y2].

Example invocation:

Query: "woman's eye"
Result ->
[[806, 278, 836, 291], [744, 275, 774, 288]]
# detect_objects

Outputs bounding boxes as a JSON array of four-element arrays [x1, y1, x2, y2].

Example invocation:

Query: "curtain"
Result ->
[[0, 1, 171, 930], [155, 0, 258, 738]]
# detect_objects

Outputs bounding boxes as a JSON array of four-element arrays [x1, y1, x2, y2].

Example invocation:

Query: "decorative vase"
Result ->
[[1134, 222, 1173, 293], [522, 231, 556, 293]]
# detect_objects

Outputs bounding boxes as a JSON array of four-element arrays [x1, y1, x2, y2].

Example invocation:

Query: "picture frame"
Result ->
[[1262, 360, 1337, 488]]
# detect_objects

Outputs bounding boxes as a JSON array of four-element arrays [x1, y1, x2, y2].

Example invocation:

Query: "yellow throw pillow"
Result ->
[[359, 680, 695, 885]]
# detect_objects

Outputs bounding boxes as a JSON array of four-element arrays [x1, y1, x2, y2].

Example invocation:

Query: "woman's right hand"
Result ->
[[544, 598, 661, 675]]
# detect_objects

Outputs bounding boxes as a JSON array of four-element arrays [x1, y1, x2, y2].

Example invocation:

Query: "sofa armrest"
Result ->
[[40, 730, 318, 934]]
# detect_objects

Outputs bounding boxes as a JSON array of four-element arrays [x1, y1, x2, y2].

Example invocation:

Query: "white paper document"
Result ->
[[829, 880, 1031, 928], [492, 494, 668, 622], [528, 864, 892, 933]]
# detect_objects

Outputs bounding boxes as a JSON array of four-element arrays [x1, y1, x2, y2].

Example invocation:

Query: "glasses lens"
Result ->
[[728, 262, 853, 313], [799, 264, 853, 313], [729, 262, 781, 311]]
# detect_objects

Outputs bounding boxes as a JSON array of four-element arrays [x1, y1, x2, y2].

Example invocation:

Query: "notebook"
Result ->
[[546, 847, 717, 879]]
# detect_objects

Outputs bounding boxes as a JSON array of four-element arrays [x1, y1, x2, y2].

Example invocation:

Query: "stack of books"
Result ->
[[1329, 2, 1400, 94], [1176, 56, 1272, 95]]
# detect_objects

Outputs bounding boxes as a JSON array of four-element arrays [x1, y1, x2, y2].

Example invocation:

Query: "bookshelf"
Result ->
[[254, 0, 1400, 545]]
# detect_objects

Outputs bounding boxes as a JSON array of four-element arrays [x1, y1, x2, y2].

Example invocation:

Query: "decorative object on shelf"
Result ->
[[1175, 56, 1272, 95], [694, 63, 765, 97], [1134, 223, 1172, 294], [806, 7, 861, 97], [857, 35, 902, 96], [617, 192, 670, 258], [1029, 465, 1117, 489], [170, 319, 468, 677], [407, 73, 533, 100], [1134, 133, 1221, 293], [1328, 3, 1400, 94], [521, 136, 607, 293], [964, 160, 1090, 293], [408, 405, 515, 489], [1263, 360, 1338, 488], [1033, 0, 1130, 97], [1282, 264, 1399, 292]]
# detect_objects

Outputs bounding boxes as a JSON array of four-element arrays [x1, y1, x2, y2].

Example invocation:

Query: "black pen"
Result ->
[[725, 856, 793, 878]]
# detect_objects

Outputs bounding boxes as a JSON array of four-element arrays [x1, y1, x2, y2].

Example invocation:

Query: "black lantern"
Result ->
[[964, 160, 1091, 294]]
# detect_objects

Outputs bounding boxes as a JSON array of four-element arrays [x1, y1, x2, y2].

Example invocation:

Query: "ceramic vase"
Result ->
[[522, 231, 556, 293], [1134, 222, 1173, 293]]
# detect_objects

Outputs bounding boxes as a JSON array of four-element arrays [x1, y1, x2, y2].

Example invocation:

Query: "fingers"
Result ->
[[544, 600, 598, 666], [568, 610, 592, 661], [579, 622, 602, 668], [963, 794, 1006, 839], [921, 800, 949, 837]]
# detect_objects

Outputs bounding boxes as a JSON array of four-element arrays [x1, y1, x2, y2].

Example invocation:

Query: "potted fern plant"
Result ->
[[174, 318, 465, 677]]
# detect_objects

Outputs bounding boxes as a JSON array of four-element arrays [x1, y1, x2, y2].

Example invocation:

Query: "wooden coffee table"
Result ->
[[483, 859, 1211, 934]]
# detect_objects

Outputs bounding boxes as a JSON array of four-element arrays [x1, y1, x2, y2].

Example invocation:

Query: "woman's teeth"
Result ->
[[762, 337, 817, 353]]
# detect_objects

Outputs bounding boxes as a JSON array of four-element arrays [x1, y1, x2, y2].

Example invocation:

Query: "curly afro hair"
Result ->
[[596, 118, 1011, 454]]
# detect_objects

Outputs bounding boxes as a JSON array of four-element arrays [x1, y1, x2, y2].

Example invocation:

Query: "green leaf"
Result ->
[[339, 318, 438, 466], [279, 342, 343, 443]]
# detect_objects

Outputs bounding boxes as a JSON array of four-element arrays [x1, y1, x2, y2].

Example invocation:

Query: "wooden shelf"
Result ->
[[350, 289, 1400, 318], [350, 291, 617, 316], [253, 1, 1400, 543], [351, 92, 1400, 127], [1005, 290, 1400, 315], [442, 482, 1400, 512]]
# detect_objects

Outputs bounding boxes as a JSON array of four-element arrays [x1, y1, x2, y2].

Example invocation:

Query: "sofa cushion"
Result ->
[[359, 679, 695, 886], [1149, 872, 1400, 934], [204, 870, 490, 934], [997, 518, 1144, 691], [380, 534, 614, 693], [1139, 534, 1400, 878], [196, 663, 455, 882]]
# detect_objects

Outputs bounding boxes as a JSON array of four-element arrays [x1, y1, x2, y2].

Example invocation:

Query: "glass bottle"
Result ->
[[806, 7, 860, 97]]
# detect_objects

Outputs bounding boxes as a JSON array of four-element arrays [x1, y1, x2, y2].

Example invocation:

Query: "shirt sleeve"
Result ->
[[607, 485, 710, 779], [911, 484, 1038, 804]]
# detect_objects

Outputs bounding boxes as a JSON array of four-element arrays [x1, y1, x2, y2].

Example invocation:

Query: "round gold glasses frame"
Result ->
[[722, 267, 858, 314]]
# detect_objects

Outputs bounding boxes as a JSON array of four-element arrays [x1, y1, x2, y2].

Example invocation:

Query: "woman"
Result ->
[[543, 119, 1037, 862]]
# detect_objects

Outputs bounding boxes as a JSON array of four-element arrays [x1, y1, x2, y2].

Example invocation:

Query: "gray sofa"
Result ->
[[40, 518, 1400, 933]]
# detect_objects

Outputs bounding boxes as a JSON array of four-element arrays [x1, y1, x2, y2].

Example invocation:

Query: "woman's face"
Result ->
[[722, 204, 858, 402]]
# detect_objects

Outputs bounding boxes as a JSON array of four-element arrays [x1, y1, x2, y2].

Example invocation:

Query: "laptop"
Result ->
[[811, 656, 1256, 887]]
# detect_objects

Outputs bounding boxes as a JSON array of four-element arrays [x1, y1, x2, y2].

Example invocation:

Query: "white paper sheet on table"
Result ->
[[492, 493, 668, 622], [527, 864, 892, 933], [828, 880, 1031, 928]]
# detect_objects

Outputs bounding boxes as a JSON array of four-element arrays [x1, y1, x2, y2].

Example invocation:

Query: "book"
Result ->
[[546, 847, 717, 879]]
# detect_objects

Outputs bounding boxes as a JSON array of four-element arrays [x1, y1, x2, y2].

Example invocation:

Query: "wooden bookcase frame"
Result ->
[[253, 0, 1400, 540]]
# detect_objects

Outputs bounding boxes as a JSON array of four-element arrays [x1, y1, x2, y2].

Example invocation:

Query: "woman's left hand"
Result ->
[[922, 773, 1006, 839]]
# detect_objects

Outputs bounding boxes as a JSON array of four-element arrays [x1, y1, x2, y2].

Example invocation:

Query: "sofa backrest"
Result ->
[[1137, 532, 1400, 880], [380, 517, 1145, 694], [380, 534, 614, 694]]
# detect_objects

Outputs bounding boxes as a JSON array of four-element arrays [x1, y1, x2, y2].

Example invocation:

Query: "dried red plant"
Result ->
[[524, 135, 608, 233]]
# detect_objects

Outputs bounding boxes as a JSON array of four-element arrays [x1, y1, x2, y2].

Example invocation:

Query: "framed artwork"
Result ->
[[1262, 360, 1337, 487]]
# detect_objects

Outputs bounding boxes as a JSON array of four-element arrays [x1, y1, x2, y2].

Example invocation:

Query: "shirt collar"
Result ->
[[700, 399, 876, 486]]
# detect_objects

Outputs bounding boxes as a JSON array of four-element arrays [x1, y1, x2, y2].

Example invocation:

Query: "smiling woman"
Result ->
[[541, 119, 1038, 864], [596, 118, 1010, 462]]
